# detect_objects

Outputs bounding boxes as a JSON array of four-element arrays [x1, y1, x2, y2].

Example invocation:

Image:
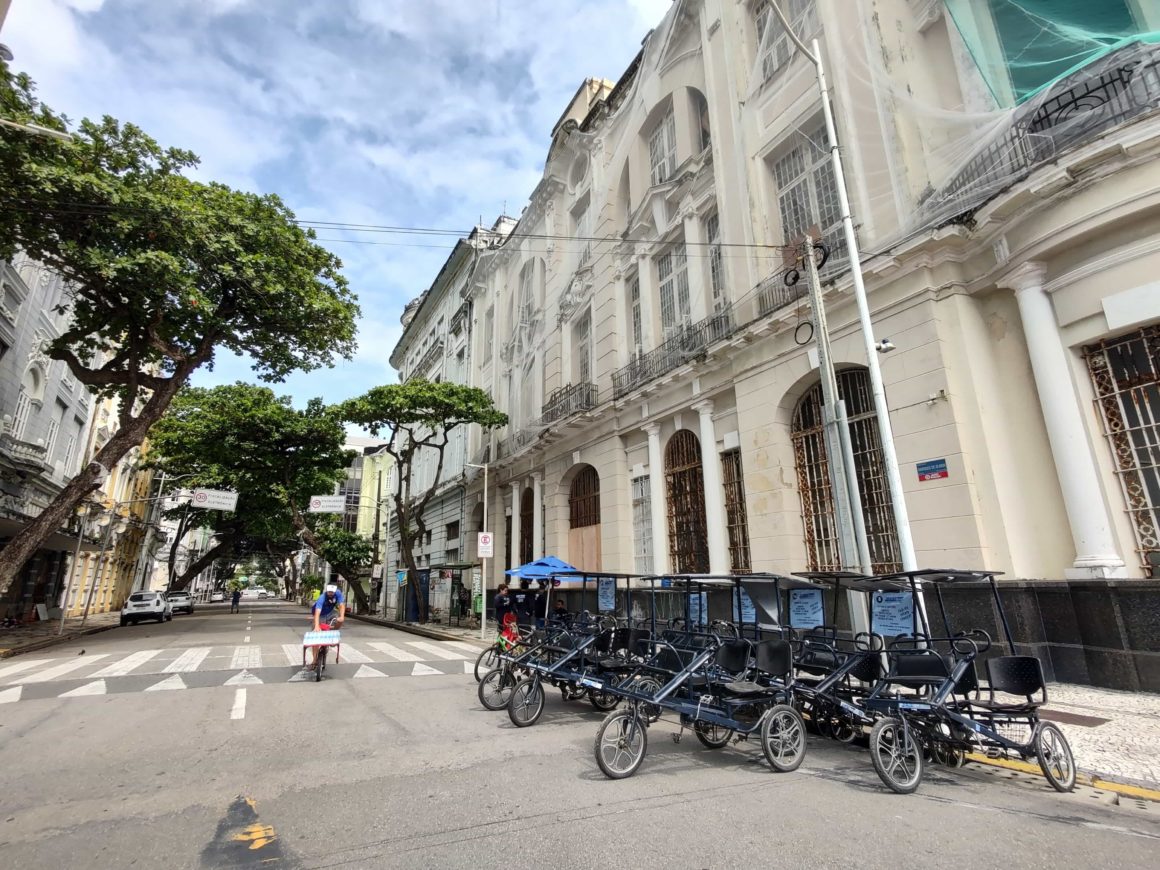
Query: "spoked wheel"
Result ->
[[508, 679, 545, 728], [589, 687, 620, 712], [1034, 722, 1076, 792], [474, 646, 499, 683], [693, 721, 734, 749], [594, 710, 648, 780], [315, 648, 326, 683], [816, 703, 857, 744], [478, 668, 517, 711], [561, 683, 587, 702], [631, 676, 663, 723], [760, 704, 806, 772], [870, 717, 924, 794], [930, 741, 966, 768]]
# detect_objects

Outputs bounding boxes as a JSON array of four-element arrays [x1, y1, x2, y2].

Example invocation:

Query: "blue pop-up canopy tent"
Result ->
[[504, 556, 578, 581]]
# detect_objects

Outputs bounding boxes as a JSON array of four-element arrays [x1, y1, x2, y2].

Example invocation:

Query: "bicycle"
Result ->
[[304, 619, 342, 683]]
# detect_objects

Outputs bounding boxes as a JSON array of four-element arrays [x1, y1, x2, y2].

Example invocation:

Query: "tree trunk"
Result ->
[[335, 568, 370, 613], [170, 536, 235, 591]]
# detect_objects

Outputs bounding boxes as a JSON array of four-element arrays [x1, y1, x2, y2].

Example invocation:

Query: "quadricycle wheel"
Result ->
[[594, 710, 648, 779], [869, 717, 924, 794], [760, 704, 806, 772]]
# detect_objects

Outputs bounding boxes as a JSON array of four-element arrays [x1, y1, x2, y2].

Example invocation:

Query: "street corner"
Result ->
[[200, 795, 297, 869]]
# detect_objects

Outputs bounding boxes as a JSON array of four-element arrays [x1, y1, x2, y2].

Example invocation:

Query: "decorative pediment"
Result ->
[[557, 265, 595, 326]]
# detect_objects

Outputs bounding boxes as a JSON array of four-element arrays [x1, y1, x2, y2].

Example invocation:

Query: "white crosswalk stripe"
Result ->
[[411, 662, 442, 676], [225, 670, 262, 686], [336, 643, 372, 663], [145, 674, 187, 692], [407, 641, 469, 661], [91, 649, 161, 678], [0, 658, 52, 682], [282, 643, 304, 666], [59, 679, 106, 697], [0, 686, 23, 703], [366, 641, 421, 662], [443, 641, 486, 655], [229, 645, 262, 670], [164, 647, 210, 673], [15, 654, 108, 684]]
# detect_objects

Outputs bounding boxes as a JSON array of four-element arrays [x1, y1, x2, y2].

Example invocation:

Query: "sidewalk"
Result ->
[[0, 612, 121, 658], [348, 612, 489, 646]]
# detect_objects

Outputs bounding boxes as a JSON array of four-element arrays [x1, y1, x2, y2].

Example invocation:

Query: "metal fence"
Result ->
[[540, 382, 599, 425], [613, 305, 737, 399]]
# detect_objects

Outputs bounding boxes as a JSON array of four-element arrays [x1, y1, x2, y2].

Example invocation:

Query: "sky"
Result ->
[[3, 0, 673, 409]]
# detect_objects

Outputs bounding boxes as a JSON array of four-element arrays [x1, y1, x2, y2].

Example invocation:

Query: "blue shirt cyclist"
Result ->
[[312, 584, 346, 629]]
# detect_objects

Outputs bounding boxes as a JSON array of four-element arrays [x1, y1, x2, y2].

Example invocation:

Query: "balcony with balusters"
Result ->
[[612, 304, 738, 399]]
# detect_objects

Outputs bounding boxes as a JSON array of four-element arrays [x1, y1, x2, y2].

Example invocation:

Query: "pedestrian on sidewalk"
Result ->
[[492, 584, 512, 633], [514, 580, 532, 627], [230, 589, 241, 613]]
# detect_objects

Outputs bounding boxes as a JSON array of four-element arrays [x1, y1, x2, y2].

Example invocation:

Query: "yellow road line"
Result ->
[[966, 752, 1160, 802]]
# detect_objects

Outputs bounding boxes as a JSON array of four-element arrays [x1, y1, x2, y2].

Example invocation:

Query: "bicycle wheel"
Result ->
[[560, 683, 587, 702], [1034, 722, 1076, 793], [315, 647, 326, 683], [760, 704, 806, 772], [631, 675, 663, 723], [474, 646, 499, 683], [869, 717, 924, 794], [693, 721, 734, 749], [508, 679, 545, 728], [594, 710, 648, 780], [589, 687, 620, 712], [478, 668, 517, 711]]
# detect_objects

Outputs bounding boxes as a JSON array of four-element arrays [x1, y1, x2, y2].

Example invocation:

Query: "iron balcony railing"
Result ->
[[926, 42, 1160, 223], [540, 382, 599, 425], [613, 305, 737, 399], [409, 338, 445, 381]]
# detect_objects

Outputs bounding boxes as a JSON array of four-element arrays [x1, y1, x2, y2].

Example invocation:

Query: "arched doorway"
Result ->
[[568, 465, 601, 569], [791, 368, 901, 573], [519, 487, 534, 565], [665, 430, 709, 573]]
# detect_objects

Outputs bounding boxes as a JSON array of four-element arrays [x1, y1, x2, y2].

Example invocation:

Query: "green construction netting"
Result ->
[[943, 0, 1160, 105]]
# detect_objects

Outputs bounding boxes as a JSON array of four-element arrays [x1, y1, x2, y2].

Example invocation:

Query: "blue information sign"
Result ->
[[597, 577, 616, 612], [687, 592, 708, 626], [916, 458, 949, 482], [871, 591, 915, 636], [733, 587, 757, 624], [789, 588, 824, 629]]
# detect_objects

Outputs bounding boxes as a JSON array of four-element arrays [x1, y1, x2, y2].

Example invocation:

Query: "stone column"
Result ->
[[509, 481, 522, 570], [1003, 262, 1126, 578], [683, 209, 709, 323], [636, 254, 657, 351], [532, 473, 544, 560], [644, 423, 668, 574], [693, 400, 730, 574]]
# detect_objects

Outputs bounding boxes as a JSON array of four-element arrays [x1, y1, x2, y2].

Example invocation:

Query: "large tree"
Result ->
[[0, 66, 359, 592], [341, 380, 506, 622]]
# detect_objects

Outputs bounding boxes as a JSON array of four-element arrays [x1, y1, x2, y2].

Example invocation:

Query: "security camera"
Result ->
[[875, 338, 896, 354]]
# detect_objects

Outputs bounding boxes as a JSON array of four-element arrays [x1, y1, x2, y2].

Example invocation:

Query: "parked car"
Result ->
[[242, 588, 261, 599], [210, 591, 225, 603], [258, 589, 269, 599], [166, 590, 195, 614], [121, 591, 172, 626]]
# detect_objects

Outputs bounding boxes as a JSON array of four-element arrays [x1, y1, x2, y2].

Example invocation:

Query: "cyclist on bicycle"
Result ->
[[309, 584, 346, 668]]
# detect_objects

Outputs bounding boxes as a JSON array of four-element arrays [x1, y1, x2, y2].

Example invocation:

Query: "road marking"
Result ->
[[244, 635, 250, 643], [282, 643, 303, 666], [229, 645, 262, 670], [287, 670, 311, 682], [408, 641, 469, 661], [15, 654, 109, 684], [0, 658, 52, 681], [145, 674, 187, 692], [225, 670, 263, 686], [164, 647, 210, 673], [0, 686, 23, 703], [411, 662, 442, 676], [463, 660, 474, 674], [367, 641, 421, 662], [230, 688, 247, 719], [444, 641, 486, 655], [59, 679, 107, 697], [353, 665, 388, 678], [91, 649, 161, 677], [336, 643, 372, 663], [966, 752, 1160, 803]]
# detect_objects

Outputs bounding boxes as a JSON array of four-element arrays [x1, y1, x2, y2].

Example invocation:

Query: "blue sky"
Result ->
[[5, 0, 671, 408]]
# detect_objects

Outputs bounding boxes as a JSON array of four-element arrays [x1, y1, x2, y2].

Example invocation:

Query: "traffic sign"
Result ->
[[308, 495, 346, 513], [191, 488, 239, 512], [477, 532, 494, 558]]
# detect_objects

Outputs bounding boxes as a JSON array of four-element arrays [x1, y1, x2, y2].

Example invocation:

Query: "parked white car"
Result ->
[[210, 591, 225, 603], [166, 590, 195, 614], [120, 591, 172, 626]]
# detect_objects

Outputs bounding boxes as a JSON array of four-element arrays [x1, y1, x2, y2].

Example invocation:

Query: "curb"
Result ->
[[965, 752, 1160, 803], [0, 622, 120, 659], [348, 613, 486, 646]]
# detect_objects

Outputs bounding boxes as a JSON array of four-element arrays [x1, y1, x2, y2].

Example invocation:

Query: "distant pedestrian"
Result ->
[[550, 598, 570, 626], [513, 581, 532, 627], [492, 584, 512, 633], [230, 589, 241, 613]]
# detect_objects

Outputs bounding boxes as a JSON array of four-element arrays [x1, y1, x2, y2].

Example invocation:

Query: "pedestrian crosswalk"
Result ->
[[0, 637, 482, 705]]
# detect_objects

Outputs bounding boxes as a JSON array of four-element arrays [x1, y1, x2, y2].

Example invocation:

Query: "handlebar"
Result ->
[[951, 629, 992, 656], [854, 632, 885, 652]]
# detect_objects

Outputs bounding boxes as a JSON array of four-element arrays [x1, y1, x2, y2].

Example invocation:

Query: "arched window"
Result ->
[[568, 465, 602, 570], [791, 368, 901, 573], [665, 430, 709, 573]]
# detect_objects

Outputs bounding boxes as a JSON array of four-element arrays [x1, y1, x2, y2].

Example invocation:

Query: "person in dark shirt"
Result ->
[[533, 582, 550, 628], [550, 598, 570, 626], [514, 580, 533, 626], [492, 584, 512, 633]]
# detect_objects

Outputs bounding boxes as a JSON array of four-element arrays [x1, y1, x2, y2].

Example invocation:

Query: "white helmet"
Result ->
[[324, 584, 339, 595]]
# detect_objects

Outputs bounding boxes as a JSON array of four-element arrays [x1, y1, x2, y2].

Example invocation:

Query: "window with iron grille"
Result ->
[[628, 275, 643, 357], [665, 430, 710, 573], [574, 309, 593, 384], [772, 125, 847, 272], [656, 243, 691, 338], [518, 261, 535, 324], [649, 109, 678, 185], [569, 466, 601, 528], [791, 368, 901, 573], [705, 212, 726, 313], [631, 475, 653, 574], [721, 449, 752, 572], [754, 0, 818, 83], [520, 487, 534, 565], [1084, 325, 1160, 577]]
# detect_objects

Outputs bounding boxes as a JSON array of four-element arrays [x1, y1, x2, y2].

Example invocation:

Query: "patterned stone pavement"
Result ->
[[1044, 683, 1160, 788]]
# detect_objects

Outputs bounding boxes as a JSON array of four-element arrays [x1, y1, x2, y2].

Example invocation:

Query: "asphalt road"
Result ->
[[0, 602, 1157, 869]]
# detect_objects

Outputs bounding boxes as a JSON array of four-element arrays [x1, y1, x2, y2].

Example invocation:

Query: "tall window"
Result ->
[[755, 0, 818, 83], [518, 262, 535, 324], [705, 212, 726, 313], [574, 309, 593, 384], [10, 388, 31, 440], [569, 466, 601, 528], [721, 450, 752, 572], [772, 125, 846, 271], [61, 432, 76, 474], [628, 275, 643, 357], [656, 244, 691, 338], [692, 89, 711, 153], [631, 475, 653, 574], [648, 108, 678, 185], [665, 430, 710, 574]]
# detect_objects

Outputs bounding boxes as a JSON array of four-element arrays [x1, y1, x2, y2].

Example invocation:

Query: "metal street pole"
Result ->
[[378, 464, 396, 616], [465, 462, 489, 641], [766, 4, 918, 573], [58, 509, 91, 635]]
